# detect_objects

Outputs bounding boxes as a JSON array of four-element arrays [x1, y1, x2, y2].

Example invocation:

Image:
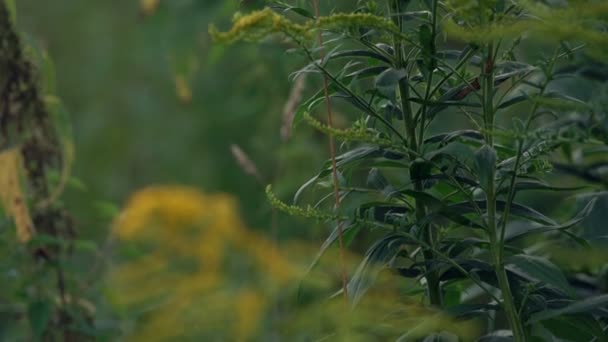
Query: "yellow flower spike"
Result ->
[[315, 12, 398, 34], [0, 148, 36, 243], [209, 8, 397, 45]]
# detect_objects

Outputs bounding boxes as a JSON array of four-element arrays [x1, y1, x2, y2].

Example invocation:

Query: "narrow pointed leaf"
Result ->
[[528, 294, 608, 323], [347, 233, 412, 304], [506, 254, 573, 296], [375, 68, 406, 99]]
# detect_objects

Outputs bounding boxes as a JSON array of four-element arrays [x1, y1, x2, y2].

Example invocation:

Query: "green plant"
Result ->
[[0, 2, 103, 340], [213, 0, 608, 340]]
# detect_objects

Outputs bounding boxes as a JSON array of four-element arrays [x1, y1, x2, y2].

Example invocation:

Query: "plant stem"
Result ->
[[390, 0, 442, 307], [313, 0, 348, 301], [417, 0, 438, 149], [418, 200, 443, 306], [481, 42, 526, 341], [482, 43, 495, 146], [498, 51, 558, 262], [487, 184, 526, 341], [390, 0, 416, 149], [496, 262, 526, 341]]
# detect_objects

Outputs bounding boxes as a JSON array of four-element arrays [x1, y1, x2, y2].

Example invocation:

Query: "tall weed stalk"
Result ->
[[212, 0, 608, 340]]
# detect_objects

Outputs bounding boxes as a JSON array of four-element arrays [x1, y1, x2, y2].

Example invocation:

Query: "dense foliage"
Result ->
[[1, 0, 607, 341], [213, 0, 608, 340]]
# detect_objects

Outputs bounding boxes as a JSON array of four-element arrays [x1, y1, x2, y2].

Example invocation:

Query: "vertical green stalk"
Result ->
[[390, 0, 442, 307], [389, 0, 415, 148], [498, 52, 557, 263], [417, 0, 438, 149], [486, 183, 526, 342], [482, 43, 495, 146], [481, 43, 526, 341]]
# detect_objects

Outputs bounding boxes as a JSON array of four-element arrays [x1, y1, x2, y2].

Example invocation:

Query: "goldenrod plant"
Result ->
[[108, 186, 479, 341], [0, 1, 96, 340], [211, 0, 608, 340], [2, 0, 607, 340]]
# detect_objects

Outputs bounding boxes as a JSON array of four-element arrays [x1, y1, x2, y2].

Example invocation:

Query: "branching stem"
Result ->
[[482, 41, 526, 342], [391, 0, 442, 307]]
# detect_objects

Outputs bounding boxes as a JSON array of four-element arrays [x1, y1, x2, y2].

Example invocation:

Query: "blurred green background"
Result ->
[[18, 0, 326, 235]]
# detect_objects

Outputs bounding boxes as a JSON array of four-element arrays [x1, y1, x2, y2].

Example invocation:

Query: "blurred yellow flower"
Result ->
[[113, 186, 210, 239], [109, 186, 300, 340], [108, 186, 479, 340]]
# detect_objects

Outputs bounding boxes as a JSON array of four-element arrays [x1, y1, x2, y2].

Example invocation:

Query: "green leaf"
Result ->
[[477, 330, 513, 341], [445, 303, 498, 319], [301, 221, 359, 277], [375, 68, 406, 100], [333, 146, 384, 169], [418, 24, 435, 71], [425, 174, 479, 188], [495, 201, 554, 225], [357, 202, 410, 223], [506, 254, 573, 296], [400, 190, 444, 212], [409, 97, 482, 108], [539, 316, 600, 341], [381, 102, 404, 121], [439, 259, 494, 282], [494, 66, 536, 85], [294, 172, 326, 205], [327, 49, 392, 65], [498, 92, 531, 109], [345, 66, 389, 81], [28, 300, 53, 337], [292, 86, 333, 126], [424, 129, 483, 146], [441, 237, 509, 258], [428, 141, 477, 171], [543, 91, 591, 110], [4, 0, 16, 24], [366, 168, 389, 190], [347, 233, 412, 304], [528, 294, 608, 323], [436, 49, 480, 65], [430, 209, 485, 229], [271, 2, 314, 19], [294, 146, 382, 203], [498, 179, 585, 195], [449, 200, 557, 226], [505, 198, 597, 241], [475, 145, 497, 193]]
